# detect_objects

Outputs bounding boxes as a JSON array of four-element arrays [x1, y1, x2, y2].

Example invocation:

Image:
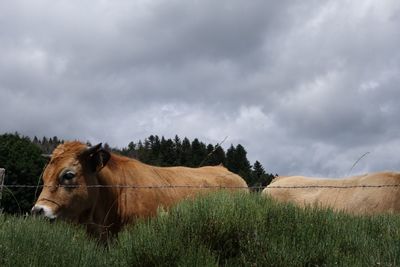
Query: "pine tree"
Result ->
[[33, 136, 39, 145], [191, 138, 207, 167], [251, 161, 275, 190], [201, 144, 226, 166], [226, 145, 238, 173], [254, 160, 265, 173], [121, 141, 137, 158], [139, 139, 151, 163], [252, 161, 266, 186], [180, 137, 192, 166], [159, 137, 175, 166], [213, 146, 226, 165], [201, 144, 215, 166], [173, 135, 182, 165], [235, 144, 252, 183], [225, 144, 252, 185], [41, 137, 49, 154]]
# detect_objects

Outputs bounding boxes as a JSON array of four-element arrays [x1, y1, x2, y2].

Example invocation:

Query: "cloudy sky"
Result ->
[[1, 0, 399, 177]]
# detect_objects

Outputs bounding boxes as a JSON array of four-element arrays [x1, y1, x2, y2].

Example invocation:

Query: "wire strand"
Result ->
[[2, 184, 400, 189]]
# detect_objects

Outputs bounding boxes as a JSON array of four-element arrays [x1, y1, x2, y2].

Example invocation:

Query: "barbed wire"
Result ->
[[266, 184, 400, 189], [2, 184, 400, 190], [1, 184, 251, 189]]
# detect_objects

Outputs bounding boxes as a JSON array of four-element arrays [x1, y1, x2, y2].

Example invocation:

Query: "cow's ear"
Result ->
[[80, 143, 111, 172]]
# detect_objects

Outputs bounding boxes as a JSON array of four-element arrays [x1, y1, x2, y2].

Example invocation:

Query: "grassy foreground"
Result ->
[[1, 192, 400, 266]]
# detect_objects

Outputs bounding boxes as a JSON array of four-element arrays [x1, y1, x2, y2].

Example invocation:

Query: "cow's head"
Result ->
[[32, 142, 110, 222]]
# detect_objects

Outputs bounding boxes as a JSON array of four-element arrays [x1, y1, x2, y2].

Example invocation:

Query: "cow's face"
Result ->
[[32, 142, 110, 222]]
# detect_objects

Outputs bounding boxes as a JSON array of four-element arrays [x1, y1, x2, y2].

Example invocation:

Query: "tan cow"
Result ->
[[32, 141, 248, 240], [262, 171, 400, 215]]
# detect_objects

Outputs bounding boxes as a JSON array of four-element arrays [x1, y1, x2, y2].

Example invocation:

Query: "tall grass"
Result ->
[[1, 192, 400, 266], [0, 215, 104, 266]]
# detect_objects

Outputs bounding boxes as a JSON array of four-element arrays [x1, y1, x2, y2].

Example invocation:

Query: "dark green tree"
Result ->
[[201, 144, 215, 166], [213, 146, 226, 165], [32, 136, 39, 145], [0, 133, 46, 214], [32, 136, 63, 154], [191, 138, 207, 167], [252, 161, 266, 182], [204, 144, 226, 166], [122, 141, 137, 158], [250, 161, 272, 189], [149, 135, 161, 164], [138, 139, 151, 163], [173, 135, 182, 165], [159, 137, 176, 166], [180, 137, 192, 166], [226, 144, 252, 185], [226, 145, 238, 173], [201, 144, 226, 166]]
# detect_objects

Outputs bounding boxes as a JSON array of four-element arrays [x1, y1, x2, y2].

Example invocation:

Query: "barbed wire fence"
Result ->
[[1, 146, 400, 213], [0, 142, 381, 200], [2, 167, 400, 215]]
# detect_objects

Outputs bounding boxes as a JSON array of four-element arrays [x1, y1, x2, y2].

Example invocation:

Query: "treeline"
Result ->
[[31, 136, 62, 154], [117, 135, 276, 187], [0, 133, 275, 214]]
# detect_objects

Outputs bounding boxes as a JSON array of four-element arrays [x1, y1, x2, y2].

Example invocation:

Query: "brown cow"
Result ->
[[262, 171, 400, 215], [32, 141, 248, 240]]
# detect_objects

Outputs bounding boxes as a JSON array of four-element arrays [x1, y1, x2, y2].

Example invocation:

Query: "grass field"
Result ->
[[1, 192, 400, 266]]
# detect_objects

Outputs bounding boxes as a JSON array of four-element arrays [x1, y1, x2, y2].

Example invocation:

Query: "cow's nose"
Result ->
[[31, 206, 44, 216], [30, 204, 57, 220]]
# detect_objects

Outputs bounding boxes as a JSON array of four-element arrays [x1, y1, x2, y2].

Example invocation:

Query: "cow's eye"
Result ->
[[62, 171, 76, 180]]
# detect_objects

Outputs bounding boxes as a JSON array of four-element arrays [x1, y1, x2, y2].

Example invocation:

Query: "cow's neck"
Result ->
[[88, 167, 127, 238]]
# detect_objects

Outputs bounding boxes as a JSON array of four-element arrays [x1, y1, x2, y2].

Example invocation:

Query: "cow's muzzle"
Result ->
[[31, 204, 57, 222]]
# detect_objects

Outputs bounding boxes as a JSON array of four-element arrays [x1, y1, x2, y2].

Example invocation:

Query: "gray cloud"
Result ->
[[1, 0, 400, 177]]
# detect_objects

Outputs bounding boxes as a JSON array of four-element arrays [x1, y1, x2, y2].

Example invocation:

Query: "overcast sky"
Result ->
[[1, 0, 399, 177]]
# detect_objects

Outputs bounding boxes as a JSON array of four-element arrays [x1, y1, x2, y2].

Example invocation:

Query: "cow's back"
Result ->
[[160, 165, 248, 188], [262, 172, 400, 215], [105, 160, 248, 221], [140, 165, 248, 207]]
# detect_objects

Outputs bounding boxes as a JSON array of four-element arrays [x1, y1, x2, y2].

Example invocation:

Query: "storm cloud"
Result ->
[[1, 0, 400, 177]]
